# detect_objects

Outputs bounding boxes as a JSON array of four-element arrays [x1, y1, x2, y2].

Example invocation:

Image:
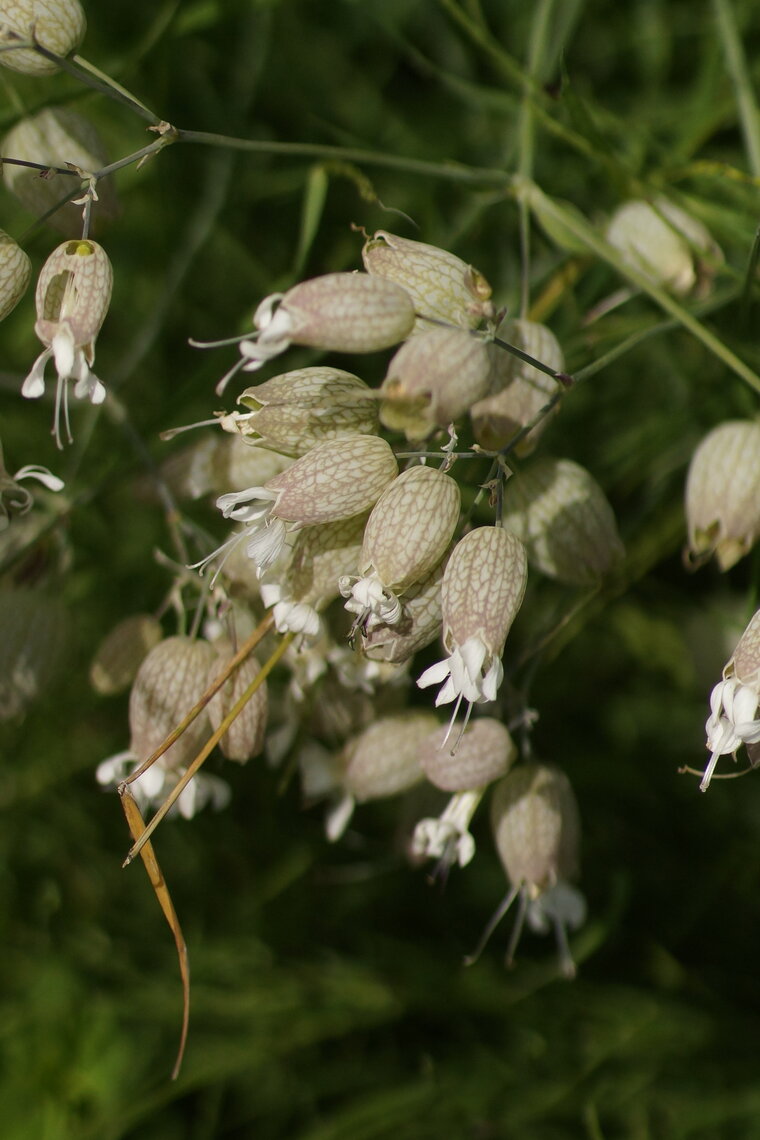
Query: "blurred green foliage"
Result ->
[[2, 0, 760, 1136]]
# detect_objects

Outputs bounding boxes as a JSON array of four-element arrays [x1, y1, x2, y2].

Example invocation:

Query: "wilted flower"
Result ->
[[237, 272, 415, 377], [684, 419, 760, 571], [417, 526, 527, 721], [201, 434, 397, 579], [501, 457, 624, 586], [362, 229, 495, 331], [22, 238, 113, 447], [605, 196, 722, 297], [0, 0, 86, 75], [340, 464, 460, 633], [701, 608, 760, 792], [360, 557, 445, 665], [466, 763, 585, 977], [0, 438, 63, 530]]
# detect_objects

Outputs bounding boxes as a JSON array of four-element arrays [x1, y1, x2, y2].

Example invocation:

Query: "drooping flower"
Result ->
[[340, 464, 460, 634], [701, 608, 760, 792], [0, 229, 31, 320], [236, 272, 415, 377], [412, 718, 516, 869], [201, 434, 398, 580], [466, 763, 585, 977], [605, 196, 723, 297], [22, 238, 113, 447], [684, 419, 760, 571], [501, 456, 624, 586], [417, 526, 527, 722]]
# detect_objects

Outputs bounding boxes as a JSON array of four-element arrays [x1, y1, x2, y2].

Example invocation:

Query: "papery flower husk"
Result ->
[[360, 557, 445, 664], [380, 327, 493, 439], [419, 717, 517, 792], [361, 229, 494, 331], [272, 272, 415, 352], [236, 367, 378, 457], [129, 636, 217, 770], [342, 710, 439, 801], [0, 0, 86, 75], [501, 457, 624, 586], [266, 434, 398, 525], [3, 107, 118, 233], [684, 419, 760, 571], [89, 614, 163, 696], [207, 652, 268, 762], [471, 319, 564, 455], [0, 587, 70, 718], [0, 229, 31, 320], [725, 608, 760, 688], [359, 465, 460, 590], [490, 763, 580, 894], [442, 526, 527, 654]]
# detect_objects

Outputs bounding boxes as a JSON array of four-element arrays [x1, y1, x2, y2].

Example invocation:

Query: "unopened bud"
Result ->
[[605, 197, 722, 297], [684, 419, 760, 571], [420, 718, 516, 793], [0, 229, 31, 321], [235, 367, 378, 456], [3, 108, 118, 233], [362, 230, 494, 330], [0, 0, 86, 75], [501, 457, 624, 586]]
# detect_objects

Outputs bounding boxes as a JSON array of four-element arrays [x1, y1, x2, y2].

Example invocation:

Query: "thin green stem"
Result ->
[[713, 0, 760, 178]]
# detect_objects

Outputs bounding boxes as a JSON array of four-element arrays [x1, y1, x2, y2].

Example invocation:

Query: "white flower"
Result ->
[[700, 608, 760, 791], [96, 751, 231, 821], [412, 788, 484, 869]]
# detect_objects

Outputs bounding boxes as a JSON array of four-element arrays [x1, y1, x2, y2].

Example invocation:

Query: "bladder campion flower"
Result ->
[[21, 238, 113, 447], [0, 229, 31, 320], [605, 197, 722, 297], [417, 526, 527, 726], [684, 420, 760, 571], [701, 608, 760, 792]]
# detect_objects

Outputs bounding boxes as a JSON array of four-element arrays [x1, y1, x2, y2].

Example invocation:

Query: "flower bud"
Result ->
[[207, 652, 268, 763], [128, 636, 217, 770], [89, 614, 163, 696], [605, 197, 722, 296], [418, 526, 527, 712], [471, 320, 564, 454], [22, 238, 113, 447], [3, 108, 118, 233], [361, 230, 494, 330], [240, 273, 415, 372], [380, 327, 493, 439], [235, 367, 378, 456], [684, 419, 760, 571], [341, 465, 460, 631], [0, 0, 86, 75], [0, 229, 31, 320], [501, 457, 624, 586], [471, 763, 585, 976]]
